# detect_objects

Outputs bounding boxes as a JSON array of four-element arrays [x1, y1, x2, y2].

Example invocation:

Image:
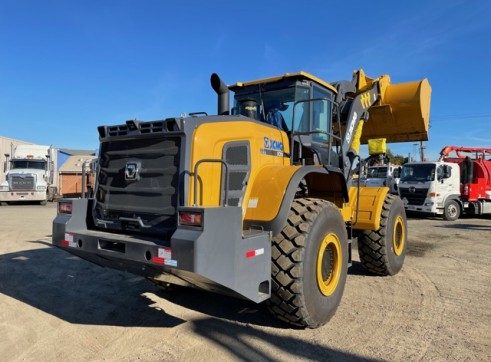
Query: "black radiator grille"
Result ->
[[11, 175, 35, 190], [222, 142, 250, 207], [399, 187, 429, 206], [93, 136, 181, 237]]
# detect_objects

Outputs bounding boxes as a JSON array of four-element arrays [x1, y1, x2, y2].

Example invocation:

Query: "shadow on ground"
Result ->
[[189, 317, 377, 361], [0, 241, 375, 361], [0, 242, 184, 328], [434, 223, 491, 231]]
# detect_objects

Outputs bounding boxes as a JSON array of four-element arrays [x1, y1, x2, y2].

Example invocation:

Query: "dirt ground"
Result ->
[[0, 203, 490, 362]]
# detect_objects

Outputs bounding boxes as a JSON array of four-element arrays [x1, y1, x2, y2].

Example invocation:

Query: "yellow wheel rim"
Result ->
[[393, 216, 405, 256], [316, 233, 342, 296]]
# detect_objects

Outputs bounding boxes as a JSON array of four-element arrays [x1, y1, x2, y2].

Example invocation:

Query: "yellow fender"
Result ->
[[244, 165, 348, 235], [348, 186, 390, 231]]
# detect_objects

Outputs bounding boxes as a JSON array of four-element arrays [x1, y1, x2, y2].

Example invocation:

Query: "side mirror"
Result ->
[[444, 165, 452, 178], [438, 165, 452, 182]]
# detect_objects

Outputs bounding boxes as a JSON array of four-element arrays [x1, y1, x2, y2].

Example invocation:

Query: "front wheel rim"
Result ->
[[448, 204, 458, 217], [393, 215, 405, 256], [316, 233, 342, 296]]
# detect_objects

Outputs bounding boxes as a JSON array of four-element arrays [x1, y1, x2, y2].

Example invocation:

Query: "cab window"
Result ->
[[312, 86, 333, 142]]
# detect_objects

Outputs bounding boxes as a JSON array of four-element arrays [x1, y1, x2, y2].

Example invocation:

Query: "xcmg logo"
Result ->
[[264, 137, 283, 151]]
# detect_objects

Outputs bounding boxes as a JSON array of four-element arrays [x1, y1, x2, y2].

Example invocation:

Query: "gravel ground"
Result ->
[[0, 203, 490, 361]]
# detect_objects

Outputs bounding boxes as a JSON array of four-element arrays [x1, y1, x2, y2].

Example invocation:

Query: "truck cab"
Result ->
[[362, 163, 401, 194], [0, 145, 57, 205], [399, 161, 460, 218]]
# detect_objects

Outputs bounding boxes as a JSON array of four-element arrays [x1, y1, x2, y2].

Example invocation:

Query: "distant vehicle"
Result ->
[[399, 146, 491, 220], [360, 163, 401, 194], [0, 144, 57, 205]]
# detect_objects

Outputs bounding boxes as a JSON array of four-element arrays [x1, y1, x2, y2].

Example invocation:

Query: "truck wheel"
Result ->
[[443, 200, 460, 221], [267, 198, 348, 328], [358, 194, 407, 276]]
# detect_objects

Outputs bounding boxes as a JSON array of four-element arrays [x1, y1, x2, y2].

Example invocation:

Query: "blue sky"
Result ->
[[1, 0, 490, 160]]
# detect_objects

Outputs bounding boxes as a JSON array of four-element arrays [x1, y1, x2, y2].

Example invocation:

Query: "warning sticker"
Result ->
[[158, 248, 172, 260], [248, 198, 258, 208]]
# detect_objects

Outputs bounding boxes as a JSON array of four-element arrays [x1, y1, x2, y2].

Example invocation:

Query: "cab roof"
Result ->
[[229, 71, 338, 93]]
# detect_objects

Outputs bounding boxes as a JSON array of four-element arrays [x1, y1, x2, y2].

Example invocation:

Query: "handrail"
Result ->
[[193, 159, 229, 207]]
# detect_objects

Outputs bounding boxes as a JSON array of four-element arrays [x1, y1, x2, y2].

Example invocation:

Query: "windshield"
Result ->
[[367, 166, 388, 178], [233, 85, 310, 132], [401, 164, 435, 182], [11, 160, 46, 170]]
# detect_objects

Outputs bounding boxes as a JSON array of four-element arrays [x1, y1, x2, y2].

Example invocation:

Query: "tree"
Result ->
[[386, 148, 405, 165]]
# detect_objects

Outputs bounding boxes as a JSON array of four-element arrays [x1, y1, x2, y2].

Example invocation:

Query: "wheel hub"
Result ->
[[317, 233, 342, 296]]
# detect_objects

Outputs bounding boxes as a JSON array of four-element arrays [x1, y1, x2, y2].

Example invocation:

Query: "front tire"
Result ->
[[443, 199, 460, 221], [268, 198, 348, 328], [358, 194, 407, 276]]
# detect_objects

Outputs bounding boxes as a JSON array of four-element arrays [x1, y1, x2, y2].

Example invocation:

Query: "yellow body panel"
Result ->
[[244, 164, 301, 221], [348, 186, 389, 230], [189, 121, 290, 211], [339, 203, 353, 222]]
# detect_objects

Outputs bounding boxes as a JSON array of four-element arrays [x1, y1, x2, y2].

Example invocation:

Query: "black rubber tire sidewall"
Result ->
[[301, 202, 348, 327], [385, 196, 407, 275], [358, 194, 407, 276]]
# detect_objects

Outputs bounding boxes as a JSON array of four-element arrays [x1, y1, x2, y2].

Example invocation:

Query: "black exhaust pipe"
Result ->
[[462, 156, 474, 184], [210, 73, 230, 115]]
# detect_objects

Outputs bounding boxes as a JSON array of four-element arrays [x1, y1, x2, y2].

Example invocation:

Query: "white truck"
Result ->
[[1, 144, 57, 205], [362, 163, 401, 194], [398, 161, 459, 219], [399, 146, 491, 220]]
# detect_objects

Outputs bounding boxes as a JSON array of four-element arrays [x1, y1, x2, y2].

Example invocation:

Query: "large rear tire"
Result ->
[[267, 198, 348, 328], [358, 194, 407, 276]]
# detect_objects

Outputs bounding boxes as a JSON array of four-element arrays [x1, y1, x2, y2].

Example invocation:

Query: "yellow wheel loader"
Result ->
[[53, 69, 431, 328]]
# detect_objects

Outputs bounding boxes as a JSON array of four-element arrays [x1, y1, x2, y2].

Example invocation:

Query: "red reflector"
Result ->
[[151, 257, 165, 264], [179, 211, 203, 227], [58, 202, 73, 214], [60, 240, 69, 247], [245, 248, 265, 258]]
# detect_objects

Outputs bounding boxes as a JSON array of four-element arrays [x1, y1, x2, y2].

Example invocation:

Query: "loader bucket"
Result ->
[[361, 79, 431, 144]]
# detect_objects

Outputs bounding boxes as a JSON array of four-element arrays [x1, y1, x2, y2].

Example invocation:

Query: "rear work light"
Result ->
[[58, 201, 73, 215], [179, 210, 203, 227]]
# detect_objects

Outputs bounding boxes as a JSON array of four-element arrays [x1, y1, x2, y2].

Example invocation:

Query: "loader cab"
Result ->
[[230, 72, 342, 168]]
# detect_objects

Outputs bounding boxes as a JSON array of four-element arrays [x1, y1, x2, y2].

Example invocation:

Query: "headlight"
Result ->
[[37, 185, 47, 191], [0, 185, 8, 191]]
